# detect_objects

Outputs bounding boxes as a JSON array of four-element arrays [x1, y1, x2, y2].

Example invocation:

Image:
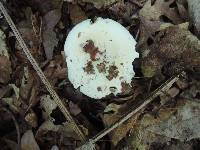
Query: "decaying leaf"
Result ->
[[44, 54, 67, 86], [102, 102, 141, 145], [36, 120, 80, 139], [160, 87, 180, 105], [1, 84, 21, 113], [81, 0, 120, 8], [40, 95, 57, 121], [124, 90, 200, 150], [43, 30, 59, 59], [43, 9, 61, 59], [138, 0, 184, 49], [104, 103, 121, 114], [139, 0, 182, 23], [180, 80, 200, 102], [21, 130, 40, 150], [20, 67, 40, 109], [69, 101, 81, 116], [187, 0, 200, 37], [147, 99, 200, 141], [25, 110, 38, 128], [26, 0, 63, 15], [0, 29, 9, 58], [0, 29, 12, 84], [141, 24, 200, 77], [0, 56, 12, 84], [69, 4, 87, 25], [39, 95, 83, 140]]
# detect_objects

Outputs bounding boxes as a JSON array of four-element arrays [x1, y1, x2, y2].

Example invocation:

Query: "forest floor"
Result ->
[[0, 0, 199, 150]]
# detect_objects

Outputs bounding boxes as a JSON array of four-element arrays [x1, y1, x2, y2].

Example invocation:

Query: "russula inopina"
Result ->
[[64, 17, 138, 99]]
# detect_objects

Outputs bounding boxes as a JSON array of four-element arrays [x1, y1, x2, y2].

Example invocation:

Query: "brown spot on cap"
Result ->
[[83, 40, 99, 61], [83, 61, 95, 74]]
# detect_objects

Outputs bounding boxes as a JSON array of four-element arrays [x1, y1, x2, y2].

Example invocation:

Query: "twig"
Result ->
[[0, 107, 21, 150], [77, 72, 183, 149], [0, 2, 86, 142]]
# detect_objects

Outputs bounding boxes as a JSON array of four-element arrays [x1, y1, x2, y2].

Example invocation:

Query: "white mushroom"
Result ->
[[64, 17, 138, 99]]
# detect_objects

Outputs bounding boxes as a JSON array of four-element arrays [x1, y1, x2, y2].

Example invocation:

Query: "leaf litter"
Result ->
[[0, 0, 199, 150]]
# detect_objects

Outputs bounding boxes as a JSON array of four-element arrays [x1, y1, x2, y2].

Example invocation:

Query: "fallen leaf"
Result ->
[[36, 120, 80, 140], [0, 29, 12, 84], [187, 0, 200, 37], [147, 99, 200, 141], [0, 56, 12, 84], [138, 0, 184, 49], [102, 102, 141, 145], [26, 0, 62, 15], [43, 54, 67, 85], [20, 67, 40, 109], [25, 110, 38, 128], [0, 29, 9, 58], [43, 9, 61, 30], [69, 4, 87, 25], [43, 30, 59, 59], [2, 84, 23, 113], [81, 0, 120, 8], [3, 139, 18, 150], [42, 9, 61, 59], [69, 101, 81, 116], [141, 24, 200, 77], [139, 0, 182, 23], [160, 87, 180, 105], [180, 80, 200, 102], [40, 95, 57, 121], [176, 1, 189, 21], [39, 95, 83, 139], [21, 130, 40, 150], [176, 78, 189, 89], [104, 103, 121, 114]]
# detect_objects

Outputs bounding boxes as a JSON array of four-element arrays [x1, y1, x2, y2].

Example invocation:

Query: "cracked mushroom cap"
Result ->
[[64, 17, 138, 99]]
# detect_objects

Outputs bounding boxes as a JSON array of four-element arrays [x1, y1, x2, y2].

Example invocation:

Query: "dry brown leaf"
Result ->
[[147, 99, 200, 141], [160, 87, 180, 105], [180, 80, 200, 102], [44, 55, 67, 86], [103, 109, 140, 146], [176, 1, 189, 21], [21, 130, 40, 150], [139, 0, 182, 23], [81, 0, 120, 8], [138, 0, 184, 49], [69, 4, 87, 25], [25, 111, 38, 128], [69, 101, 81, 116], [0, 56, 12, 84], [187, 0, 200, 37], [141, 24, 200, 77], [26, 0, 62, 15], [43, 9, 61, 59], [0, 29, 12, 84]]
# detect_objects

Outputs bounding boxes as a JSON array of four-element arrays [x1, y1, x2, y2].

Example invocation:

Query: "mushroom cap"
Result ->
[[64, 17, 138, 99]]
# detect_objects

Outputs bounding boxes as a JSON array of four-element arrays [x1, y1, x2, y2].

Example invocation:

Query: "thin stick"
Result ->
[[0, 2, 86, 142], [77, 72, 182, 149]]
